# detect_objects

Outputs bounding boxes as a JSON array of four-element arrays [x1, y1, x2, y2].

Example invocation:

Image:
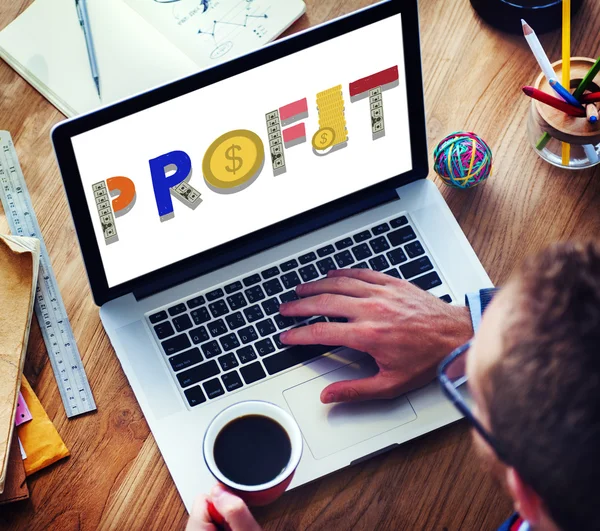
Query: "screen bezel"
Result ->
[[51, 0, 428, 306]]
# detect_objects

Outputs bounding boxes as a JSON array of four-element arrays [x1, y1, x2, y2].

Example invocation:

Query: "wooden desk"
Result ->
[[2, 0, 600, 528]]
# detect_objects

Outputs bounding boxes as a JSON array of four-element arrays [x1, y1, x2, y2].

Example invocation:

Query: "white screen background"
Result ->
[[72, 14, 411, 287]]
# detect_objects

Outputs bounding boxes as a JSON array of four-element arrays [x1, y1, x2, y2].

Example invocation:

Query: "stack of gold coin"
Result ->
[[316, 85, 347, 146]]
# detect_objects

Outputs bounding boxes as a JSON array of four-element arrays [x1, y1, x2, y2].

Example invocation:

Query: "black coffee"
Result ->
[[213, 414, 291, 486]]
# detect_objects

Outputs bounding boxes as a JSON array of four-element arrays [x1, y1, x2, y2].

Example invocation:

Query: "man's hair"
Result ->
[[487, 241, 600, 531]]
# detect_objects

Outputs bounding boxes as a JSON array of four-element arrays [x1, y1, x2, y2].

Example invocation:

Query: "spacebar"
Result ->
[[263, 344, 335, 375]]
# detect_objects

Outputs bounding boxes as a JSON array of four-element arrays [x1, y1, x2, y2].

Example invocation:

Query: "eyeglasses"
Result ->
[[437, 340, 508, 463]]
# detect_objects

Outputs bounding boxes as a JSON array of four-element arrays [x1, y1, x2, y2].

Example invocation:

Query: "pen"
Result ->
[[75, 0, 101, 98], [549, 79, 581, 108], [522, 86, 586, 117]]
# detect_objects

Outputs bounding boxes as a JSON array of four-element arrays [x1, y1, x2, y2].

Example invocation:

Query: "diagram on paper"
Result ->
[[124, 0, 293, 68]]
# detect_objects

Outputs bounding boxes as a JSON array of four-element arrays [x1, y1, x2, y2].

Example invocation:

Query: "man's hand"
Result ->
[[279, 268, 472, 404], [186, 485, 262, 531]]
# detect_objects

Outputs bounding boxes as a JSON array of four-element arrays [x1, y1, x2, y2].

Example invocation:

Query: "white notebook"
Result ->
[[0, 0, 305, 117]]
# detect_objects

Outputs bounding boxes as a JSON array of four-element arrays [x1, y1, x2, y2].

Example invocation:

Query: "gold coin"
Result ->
[[202, 130, 265, 190], [312, 127, 336, 151]]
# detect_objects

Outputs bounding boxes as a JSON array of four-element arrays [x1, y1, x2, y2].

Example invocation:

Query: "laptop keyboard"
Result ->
[[146, 213, 453, 409]]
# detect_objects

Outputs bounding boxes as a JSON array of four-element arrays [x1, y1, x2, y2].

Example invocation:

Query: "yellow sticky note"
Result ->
[[16, 376, 70, 476]]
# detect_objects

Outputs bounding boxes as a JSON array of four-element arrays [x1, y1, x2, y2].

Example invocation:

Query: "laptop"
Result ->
[[51, 0, 492, 511]]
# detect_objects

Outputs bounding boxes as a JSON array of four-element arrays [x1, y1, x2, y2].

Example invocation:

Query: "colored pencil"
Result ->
[[522, 86, 586, 116], [549, 79, 581, 108], [573, 57, 600, 100], [521, 20, 557, 83], [586, 104, 599, 123], [561, 0, 571, 165], [581, 92, 600, 104]]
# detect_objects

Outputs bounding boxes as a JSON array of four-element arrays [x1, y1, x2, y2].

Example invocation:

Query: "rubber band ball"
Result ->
[[433, 132, 493, 189]]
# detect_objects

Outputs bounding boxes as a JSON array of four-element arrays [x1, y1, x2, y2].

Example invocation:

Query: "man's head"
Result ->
[[467, 241, 600, 531]]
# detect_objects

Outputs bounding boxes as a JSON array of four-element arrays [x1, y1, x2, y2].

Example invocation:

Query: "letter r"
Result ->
[[149, 150, 192, 222]]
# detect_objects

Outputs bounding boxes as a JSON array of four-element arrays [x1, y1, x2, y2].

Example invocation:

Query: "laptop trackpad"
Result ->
[[283, 356, 417, 460]]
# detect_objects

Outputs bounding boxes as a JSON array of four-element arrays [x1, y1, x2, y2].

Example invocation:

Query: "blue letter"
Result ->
[[149, 150, 192, 222]]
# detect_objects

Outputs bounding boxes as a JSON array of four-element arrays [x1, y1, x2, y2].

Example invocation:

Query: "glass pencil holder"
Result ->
[[527, 57, 600, 170]]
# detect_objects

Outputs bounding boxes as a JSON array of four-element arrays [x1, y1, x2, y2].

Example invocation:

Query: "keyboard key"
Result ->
[[173, 314, 193, 333], [351, 262, 369, 269], [405, 240, 425, 259], [411, 271, 442, 291], [298, 252, 316, 264], [219, 333, 240, 352], [244, 304, 264, 322], [400, 257, 434, 279], [263, 344, 332, 375], [201, 340, 222, 358], [177, 360, 220, 387], [369, 255, 390, 272], [243, 274, 261, 287], [226, 311, 246, 330], [222, 371, 243, 392], [334, 250, 355, 268], [262, 297, 280, 315], [236, 345, 257, 364], [274, 313, 295, 330], [256, 318, 276, 337], [238, 325, 258, 344], [308, 316, 327, 325], [281, 271, 301, 289], [273, 333, 285, 350], [388, 226, 417, 246], [208, 319, 228, 337], [280, 259, 298, 272], [191, 307, 211, 325], [209, 299, 228, 318], [387, 248, 408, 265], [263, 278, 283, 296], [203, 378, 225, 399], [206, 288, 224, 301], [316, 257, 336, 275], [218, 353, 239, 371], [334, 237, 353, 250], [317, 244, 335, 257], [240, 362, 267, 384], [227, 292, 247, 311], [154, 321, 174, 340], [353, 230, 371, 243], [384, 268, 402, 279], [184, 386, 206, 407], [255, 338, 276, 357], [162, 334, 191, 356], [261, 266, 280, 279], [372, 222, 390, 235], [390, 215, 408, 228], [189, 326, 210, 344], [440, 294, 453, 303], [351, 243, 373, 261], [370, 236, 390, 254], [280, 290, 299, 303], [186, 296, 205, 309], [149, 310, 168, 324], [299, 264, 319, 282], [167, 303, 186, 317], [224, 281, 243, 294], [245, 285, 266, 303], [169, 347, 203, 372]]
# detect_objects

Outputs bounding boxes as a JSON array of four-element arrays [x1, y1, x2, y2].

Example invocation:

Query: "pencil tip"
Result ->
[[522, 20, 532, 34]]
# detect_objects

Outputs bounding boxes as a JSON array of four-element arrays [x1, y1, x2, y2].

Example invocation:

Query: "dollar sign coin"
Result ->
[[312, 127, 336, 152], [225, 144, 243, 175], [203, 130, 265, 193]]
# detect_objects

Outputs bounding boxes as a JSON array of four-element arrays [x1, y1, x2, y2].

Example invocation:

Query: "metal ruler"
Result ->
[[0, 131, 96, 418]]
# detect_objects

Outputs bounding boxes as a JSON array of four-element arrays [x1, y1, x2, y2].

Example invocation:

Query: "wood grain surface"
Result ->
[[1, 0, 600, 529]]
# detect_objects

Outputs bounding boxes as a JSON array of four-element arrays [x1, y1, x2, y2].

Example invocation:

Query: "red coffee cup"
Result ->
[[203, 400, 303, 507]]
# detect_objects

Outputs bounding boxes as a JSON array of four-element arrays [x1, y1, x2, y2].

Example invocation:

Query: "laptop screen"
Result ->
[[71, 13, 411, 288]]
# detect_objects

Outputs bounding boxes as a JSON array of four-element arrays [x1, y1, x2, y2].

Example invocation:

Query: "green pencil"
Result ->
[[573, 57, 600, 100]]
